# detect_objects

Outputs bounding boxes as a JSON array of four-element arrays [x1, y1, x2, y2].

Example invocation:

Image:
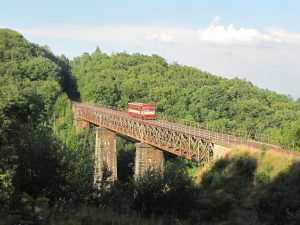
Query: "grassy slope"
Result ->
[[195, 147, 294, 184]]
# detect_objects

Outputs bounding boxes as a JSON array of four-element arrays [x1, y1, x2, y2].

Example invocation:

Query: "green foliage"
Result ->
[[0, 29, 34, 62], [94, 163, 113, 202], [254, 151, 273, 184], [189, 193, 237, 224], [0, 158, 15, 216], [1, 192, 50, 225], [257, 162, 300, 225], [13, 123, 66, 200], [281, 119, 300, 150], [202, 156, 257, 192], [18, 192, 50, 225], [117, 137, 135, 182], [0, 28, 70, 205], [191, 156, 258, 224], [21, 57, 61, 82], [96, 179, 135, 213], [254, 170, 271, 184], [52, 96, 95, 203], [71, 48, 300, 149], [0, 29, 83, 222], [133, 161, 197, 218], [47, 205, 187, 225], [134, 169, 165, 216], [0, 30, 64, 136]]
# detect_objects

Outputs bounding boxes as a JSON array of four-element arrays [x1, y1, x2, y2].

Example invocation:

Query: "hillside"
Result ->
[[71, 48, 300, 150]]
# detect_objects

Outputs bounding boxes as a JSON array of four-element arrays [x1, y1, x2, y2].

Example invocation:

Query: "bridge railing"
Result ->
[[156, 114, 280, 147]]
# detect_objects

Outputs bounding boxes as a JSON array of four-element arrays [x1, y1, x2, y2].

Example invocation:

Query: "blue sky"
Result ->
[[1, 0, 300, 98]]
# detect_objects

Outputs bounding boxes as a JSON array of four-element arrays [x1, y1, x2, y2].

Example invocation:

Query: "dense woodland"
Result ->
[[0, 29, 300, 225], [71, 46, 300, 149]]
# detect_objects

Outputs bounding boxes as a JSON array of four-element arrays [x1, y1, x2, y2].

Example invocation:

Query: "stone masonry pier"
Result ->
[[134, 143, 164, 177], [94, 127, 117, 185]]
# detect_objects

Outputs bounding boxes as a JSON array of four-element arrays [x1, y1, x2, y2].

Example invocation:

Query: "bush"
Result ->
[[133, 161, 197, 218], [133, 169, 165, 216], [254, 170, 271, 184], [257, 162, 300, 225]]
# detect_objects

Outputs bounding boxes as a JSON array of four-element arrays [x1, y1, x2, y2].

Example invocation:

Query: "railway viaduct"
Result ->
[[72, 101, 298, 184]]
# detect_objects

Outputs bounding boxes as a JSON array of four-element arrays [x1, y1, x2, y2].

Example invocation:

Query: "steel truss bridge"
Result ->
[[73, 101, 215, 162], [72, 102, 299, 162]]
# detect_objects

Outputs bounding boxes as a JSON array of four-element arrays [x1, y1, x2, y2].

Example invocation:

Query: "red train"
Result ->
[[128, 102, 156, 119]]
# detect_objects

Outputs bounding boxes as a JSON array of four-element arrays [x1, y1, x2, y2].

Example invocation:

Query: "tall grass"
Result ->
[[48, 205, 187, 225], [228, 147, 293, 181], [194, 147, 294, 184]]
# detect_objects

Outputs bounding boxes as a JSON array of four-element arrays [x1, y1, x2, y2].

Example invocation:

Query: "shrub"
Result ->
[[257, 162, 300, 225], [133, 161, 197, 218], [254, 170, 271, 184], [133, 169, 165, 216]]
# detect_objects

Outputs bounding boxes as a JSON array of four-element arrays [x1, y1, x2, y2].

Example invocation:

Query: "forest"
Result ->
[[0, 28, 300, 225]]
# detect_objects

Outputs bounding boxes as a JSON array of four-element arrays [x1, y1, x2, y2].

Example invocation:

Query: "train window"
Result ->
[[129, 105, 139, 110], [143, 107, 155, 112]]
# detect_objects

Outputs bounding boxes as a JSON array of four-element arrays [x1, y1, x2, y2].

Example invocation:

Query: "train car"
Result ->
[[128, 102, 156, 119]]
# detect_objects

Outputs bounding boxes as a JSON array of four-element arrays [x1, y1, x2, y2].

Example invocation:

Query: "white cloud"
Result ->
[[146, 32, 176, 43], [267, 28, 300, 43], [198, 17, 300, 46]]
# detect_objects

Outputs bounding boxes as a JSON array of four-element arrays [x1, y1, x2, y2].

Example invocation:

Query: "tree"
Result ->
[[281, 119, 300, 150]]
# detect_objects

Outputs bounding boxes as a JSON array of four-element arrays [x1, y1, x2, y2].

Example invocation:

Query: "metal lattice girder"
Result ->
[[72, 102, 214, 163]]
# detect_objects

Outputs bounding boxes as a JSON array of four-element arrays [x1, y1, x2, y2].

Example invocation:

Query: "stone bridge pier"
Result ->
[[134, 143, 164, 177], [94, 127, 164, 184], [94, 127, 117, 185]]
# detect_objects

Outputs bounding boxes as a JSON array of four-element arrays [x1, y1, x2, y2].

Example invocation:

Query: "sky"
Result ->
[[1, 0, 300, 98]]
